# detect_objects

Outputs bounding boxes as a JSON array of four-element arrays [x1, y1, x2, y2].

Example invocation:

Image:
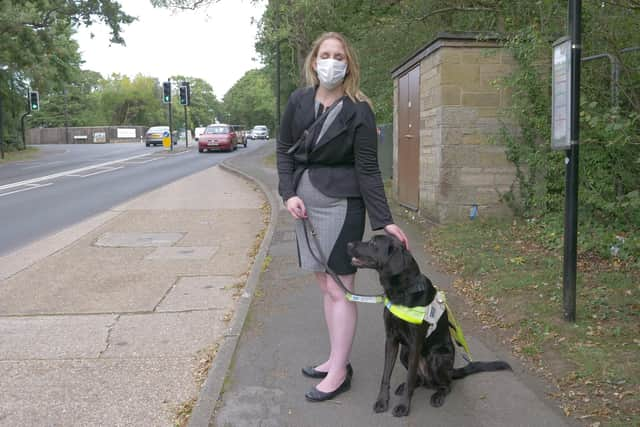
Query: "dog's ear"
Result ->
[[385, 238, 407, 276]]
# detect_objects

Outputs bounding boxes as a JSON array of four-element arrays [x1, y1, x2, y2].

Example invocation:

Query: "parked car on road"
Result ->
[[144, 126, 170, 147], [197, 124, 238, 152], [249, 125, 269, 140]]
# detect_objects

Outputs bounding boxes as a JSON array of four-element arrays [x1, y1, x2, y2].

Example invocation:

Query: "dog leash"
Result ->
[[300, 217, 384, 303]]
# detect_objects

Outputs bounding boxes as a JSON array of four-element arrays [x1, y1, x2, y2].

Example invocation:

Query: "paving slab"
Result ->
[[157, 275, 239, 312], [144, 246, 219, 260], [103, 311, 228, 358], [0, 358, 197, 427], [95, 232, 185, 247], [0, 315, 115, 360], [0, 243, 174, 315]]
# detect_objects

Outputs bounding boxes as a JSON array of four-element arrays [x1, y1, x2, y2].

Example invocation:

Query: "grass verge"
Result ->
[[263, 152, 276, 168], [401, 212, 639, 427], [0, 146, 40, 163]]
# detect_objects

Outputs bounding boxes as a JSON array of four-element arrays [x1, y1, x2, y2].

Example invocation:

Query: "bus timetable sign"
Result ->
[[552, 37, 572, 150]]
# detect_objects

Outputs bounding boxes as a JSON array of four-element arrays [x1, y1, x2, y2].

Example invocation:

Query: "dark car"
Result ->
[[197, 124, 238, 152]]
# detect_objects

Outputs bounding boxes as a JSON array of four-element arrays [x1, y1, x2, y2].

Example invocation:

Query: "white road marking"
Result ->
[[67, 166, 124, 178], [122, 158, 162, 165], [0, 153, 152, 191], [0, 183, 53, 198]]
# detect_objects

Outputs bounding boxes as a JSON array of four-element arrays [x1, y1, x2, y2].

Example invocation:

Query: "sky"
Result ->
[[72, 0, 266, 99]]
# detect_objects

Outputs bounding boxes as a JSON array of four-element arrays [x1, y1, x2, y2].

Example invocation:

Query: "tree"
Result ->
[[99, 74, 166, 125], [32, 69, 106, 127], [169, 76, 222, 129], [0, 0, 134, 142], [222, 68, 275, 130]]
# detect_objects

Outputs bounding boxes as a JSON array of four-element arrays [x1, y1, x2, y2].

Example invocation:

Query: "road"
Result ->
[[0, 141, 268, 256]]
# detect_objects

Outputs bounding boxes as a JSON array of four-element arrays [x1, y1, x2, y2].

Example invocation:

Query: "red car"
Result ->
[[197, 124, 238, 152]]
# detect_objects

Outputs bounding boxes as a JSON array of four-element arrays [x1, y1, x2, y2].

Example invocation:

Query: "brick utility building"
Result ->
[[392, 32, 518, 223]]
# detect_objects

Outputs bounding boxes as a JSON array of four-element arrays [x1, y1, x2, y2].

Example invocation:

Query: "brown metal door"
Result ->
[[397, 66, 420, 209]]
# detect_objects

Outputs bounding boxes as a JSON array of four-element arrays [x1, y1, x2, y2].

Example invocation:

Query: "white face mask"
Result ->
[[315, 58, 348, 90]]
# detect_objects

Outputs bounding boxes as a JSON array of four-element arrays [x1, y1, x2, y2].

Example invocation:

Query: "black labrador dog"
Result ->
[[347, 234, 511, 417]]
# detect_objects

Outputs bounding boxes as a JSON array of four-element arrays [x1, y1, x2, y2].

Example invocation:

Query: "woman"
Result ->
[[276, 32, 409, 402]]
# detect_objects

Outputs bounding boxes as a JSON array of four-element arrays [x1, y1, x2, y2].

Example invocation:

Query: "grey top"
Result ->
[[314, 99, 344, 146]]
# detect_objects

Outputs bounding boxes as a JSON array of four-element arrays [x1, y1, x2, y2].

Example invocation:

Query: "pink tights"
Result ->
[[313, 271, 357, 392]]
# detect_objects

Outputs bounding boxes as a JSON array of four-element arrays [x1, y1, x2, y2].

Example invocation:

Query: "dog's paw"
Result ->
[[394, 382, 405, 395], [430, 391, 446, 407], [373, 398, 389, 413], [392, 402, 410, 417]]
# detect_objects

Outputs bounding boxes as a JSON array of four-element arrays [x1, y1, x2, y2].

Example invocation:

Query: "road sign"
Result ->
[[552, 37, 572, 150]]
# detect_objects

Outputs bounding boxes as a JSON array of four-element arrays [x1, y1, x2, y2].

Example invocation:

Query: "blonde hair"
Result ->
[[303, 32, 371, 106]]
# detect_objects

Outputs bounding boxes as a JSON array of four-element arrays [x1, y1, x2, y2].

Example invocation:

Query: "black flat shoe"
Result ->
[[301, 363, 353, 379], [304, 377, 351, 402]]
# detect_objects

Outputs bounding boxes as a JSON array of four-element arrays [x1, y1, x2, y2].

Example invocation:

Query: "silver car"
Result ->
[[250, 125, 269, 140], [144, 126, 170, 147]]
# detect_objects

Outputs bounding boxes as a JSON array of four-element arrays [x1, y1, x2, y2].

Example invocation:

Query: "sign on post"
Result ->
[[552, 37, 572, 150], [93, 132, 107, 143]]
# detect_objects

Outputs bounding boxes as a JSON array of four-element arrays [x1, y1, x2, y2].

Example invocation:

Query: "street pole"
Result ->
[[0, 91, 4, 159], [21, 112, 30, 150], [168, 79, 173, 152], [184, 105, 188, 148], [275, 0, 281, 139], [563, 0, 581, 322], [183, 81, 189, 148], [64, 86, 70, 144], [0, 64, 7, 159]]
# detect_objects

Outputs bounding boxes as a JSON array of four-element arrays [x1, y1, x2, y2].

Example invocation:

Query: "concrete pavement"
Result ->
[[0, 153, 267, 426]]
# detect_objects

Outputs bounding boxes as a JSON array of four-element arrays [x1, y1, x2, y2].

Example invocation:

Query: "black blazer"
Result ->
[[277, 86, 393, 230]]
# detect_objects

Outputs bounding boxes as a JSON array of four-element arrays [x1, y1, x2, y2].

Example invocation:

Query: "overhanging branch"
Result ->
[[419, 6, 496, 22]]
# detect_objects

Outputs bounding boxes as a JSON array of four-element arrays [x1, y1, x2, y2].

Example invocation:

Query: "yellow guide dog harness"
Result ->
[[383, 290, 473, 360]]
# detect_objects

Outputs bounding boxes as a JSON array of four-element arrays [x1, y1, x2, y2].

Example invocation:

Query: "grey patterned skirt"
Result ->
[[295, 170, 365, 275]]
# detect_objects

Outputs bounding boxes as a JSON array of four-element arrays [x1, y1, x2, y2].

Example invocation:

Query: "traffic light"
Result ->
[[162, 81, 171, 103], [29, 91, 39, 111], [179, 85, 188, 106]]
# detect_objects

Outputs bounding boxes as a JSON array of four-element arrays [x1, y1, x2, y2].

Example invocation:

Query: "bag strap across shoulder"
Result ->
[[287, 95, 345, 155]]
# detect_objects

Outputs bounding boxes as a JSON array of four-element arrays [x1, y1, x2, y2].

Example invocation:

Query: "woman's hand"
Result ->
[[384, 223, 409, 251], [286, 196, 307, 219]]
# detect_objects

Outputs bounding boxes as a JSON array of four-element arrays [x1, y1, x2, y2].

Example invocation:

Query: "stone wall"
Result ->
[[394, 35, 518, 223]]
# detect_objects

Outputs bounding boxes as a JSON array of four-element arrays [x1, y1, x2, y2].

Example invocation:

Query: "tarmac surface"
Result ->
[[0, 142, 577, 427]]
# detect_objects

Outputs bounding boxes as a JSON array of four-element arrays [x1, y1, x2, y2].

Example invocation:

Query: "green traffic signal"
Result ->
[[179, 85, 188, 105], [29, 91, 39, 111], [162, 81, 171, 104]]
